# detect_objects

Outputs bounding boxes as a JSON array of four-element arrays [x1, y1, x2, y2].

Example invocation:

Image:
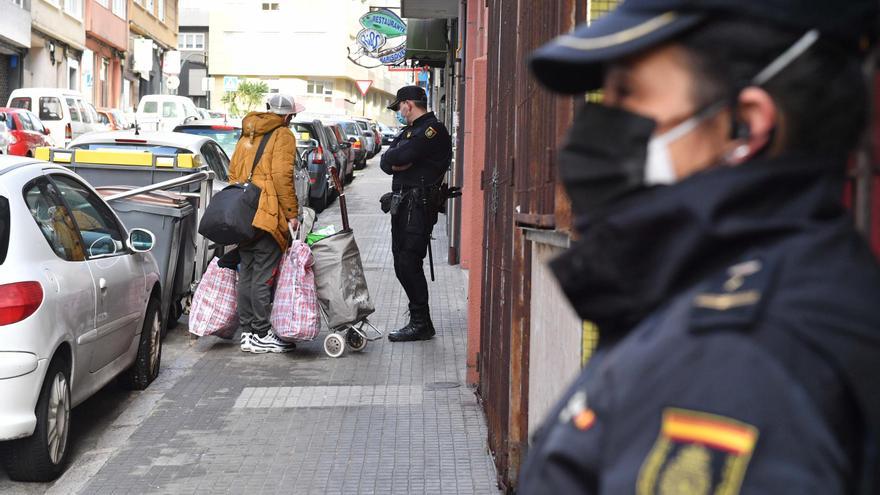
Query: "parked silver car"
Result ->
[[0, 155, 163, 481]]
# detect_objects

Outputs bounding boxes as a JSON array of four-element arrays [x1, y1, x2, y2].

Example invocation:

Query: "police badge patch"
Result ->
[[425, 127, 437, 139], [637, 408, 758, 495]]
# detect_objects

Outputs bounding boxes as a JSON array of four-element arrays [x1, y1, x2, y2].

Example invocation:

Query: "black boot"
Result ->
[[388, 309, 434, 342]]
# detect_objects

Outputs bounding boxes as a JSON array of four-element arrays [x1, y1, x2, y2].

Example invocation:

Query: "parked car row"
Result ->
[[7, 88, 110, 147]]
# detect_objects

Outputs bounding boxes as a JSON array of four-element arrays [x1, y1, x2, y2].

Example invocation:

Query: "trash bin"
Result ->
[[96, 187, 195, 331]]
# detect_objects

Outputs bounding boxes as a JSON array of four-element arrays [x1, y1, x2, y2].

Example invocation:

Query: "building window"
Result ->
[[261, 3, 279, 10], [178, 33, 205, 51], [145, 0, 154, 14], [112, 0, 126, 18], [157, 0, 164, 21], [307, 80, 333, 96], [63, 0, 83, 18], [96, 0, 108, 7]]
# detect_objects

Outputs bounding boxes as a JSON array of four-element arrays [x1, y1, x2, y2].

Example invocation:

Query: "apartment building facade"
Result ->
[[84, 0, 128, 108], [207, 0, 411, 123], [125, 0, 178, 110]]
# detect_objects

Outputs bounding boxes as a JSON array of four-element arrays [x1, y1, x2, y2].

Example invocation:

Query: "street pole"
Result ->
[[362, 96, 366, 117]]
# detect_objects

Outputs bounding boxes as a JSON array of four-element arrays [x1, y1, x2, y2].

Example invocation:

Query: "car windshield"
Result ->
[[0, 196, 8, 265], [176, 127, 241, 157], [73, 143, 191, 155]]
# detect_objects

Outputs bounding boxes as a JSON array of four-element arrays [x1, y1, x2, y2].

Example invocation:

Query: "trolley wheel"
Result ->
[[346, 329, 367, 352], [324, 333, 345, 358]]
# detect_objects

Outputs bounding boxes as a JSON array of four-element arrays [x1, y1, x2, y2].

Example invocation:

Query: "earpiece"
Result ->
[[731, 119, 751, 141]]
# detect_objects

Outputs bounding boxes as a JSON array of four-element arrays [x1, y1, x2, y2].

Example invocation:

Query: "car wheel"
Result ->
[[1, 356, 71, 482], [165, 298, 183, 333], [119, 297, 162, 391]]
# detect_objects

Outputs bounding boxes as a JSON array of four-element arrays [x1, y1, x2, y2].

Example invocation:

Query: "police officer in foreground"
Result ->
[[518, 0, 880, 493], [380, 86, 452, 342]]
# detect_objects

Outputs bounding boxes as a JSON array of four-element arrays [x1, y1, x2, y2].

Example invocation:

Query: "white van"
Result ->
[[7, 88, 108, 147], [135, 95, 201, 132]]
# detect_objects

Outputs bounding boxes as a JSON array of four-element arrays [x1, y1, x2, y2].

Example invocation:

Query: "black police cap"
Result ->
[[388, 85, 428, 111], [530, 0, 879, 94]]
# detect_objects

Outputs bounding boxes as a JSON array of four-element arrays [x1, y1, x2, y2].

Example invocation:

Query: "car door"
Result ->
[[16, 111, 40, 154], [49, 174, 146, 373], [21, 177, 97, 385]]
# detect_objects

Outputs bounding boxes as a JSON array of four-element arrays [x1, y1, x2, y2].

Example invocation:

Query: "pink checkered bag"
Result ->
[[188, 258, 239, 339], [271, 239, 321, 342]]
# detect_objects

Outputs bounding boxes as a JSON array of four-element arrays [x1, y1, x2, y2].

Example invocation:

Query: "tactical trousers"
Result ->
[[391, 199, 437, 315], [237, 233, 282, 337]]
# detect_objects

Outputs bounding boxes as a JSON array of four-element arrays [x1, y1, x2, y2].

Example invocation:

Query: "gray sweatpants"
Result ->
[[237, 233, 282, 337]]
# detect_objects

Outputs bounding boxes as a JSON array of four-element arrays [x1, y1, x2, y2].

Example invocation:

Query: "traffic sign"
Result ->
[[355, 80, 373, 97]]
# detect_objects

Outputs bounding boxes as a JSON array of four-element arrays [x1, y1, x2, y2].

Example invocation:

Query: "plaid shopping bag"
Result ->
[[271, 239, 321, 342], [188, 258, 239, 339]]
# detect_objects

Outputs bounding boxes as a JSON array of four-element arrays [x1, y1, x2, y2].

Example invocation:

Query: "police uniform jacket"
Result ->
[[518, 153, 880, 494], [380, 112, 451, 189]]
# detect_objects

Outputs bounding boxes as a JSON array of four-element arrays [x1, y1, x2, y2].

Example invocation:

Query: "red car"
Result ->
[[0, 107, 54, 156]]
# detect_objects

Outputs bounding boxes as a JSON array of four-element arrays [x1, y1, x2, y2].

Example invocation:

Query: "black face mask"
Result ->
[[557, 103, 657, 220]]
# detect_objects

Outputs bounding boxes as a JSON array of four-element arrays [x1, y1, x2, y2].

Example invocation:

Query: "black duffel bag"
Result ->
[[199, 129, 275, 245]]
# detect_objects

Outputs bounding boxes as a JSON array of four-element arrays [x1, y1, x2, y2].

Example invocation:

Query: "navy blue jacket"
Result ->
[[518, 153, 880, 494], [380, 112, 451, 188]]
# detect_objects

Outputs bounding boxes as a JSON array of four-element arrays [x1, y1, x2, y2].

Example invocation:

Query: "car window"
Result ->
[[10, 97, 31, 111], [111, 111, 128, 128], [324, 126, 339, 149], [3, 113, 17, 131], [66, 98, 82, 122], [98, 112, 110, 124], [162, 102, 179, 118], [50, 175, 127, 258], [184, 103, 200, 119], [18, 111, 35, 131], [175, 126, 241, 157], [27, 111, 46, 131], [142, 101, 158, 114], [292, 123, 317, 147], [81, 102, 96, 124], [39, 97, 63, 121], [22, 178, 86, 262], [200, 142, 228, 181], [211, 142, 230, 178], [0, 196, 8, 265]]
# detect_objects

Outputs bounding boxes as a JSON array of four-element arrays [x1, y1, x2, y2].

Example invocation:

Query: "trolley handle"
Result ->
[[328, 166, 350, 231]]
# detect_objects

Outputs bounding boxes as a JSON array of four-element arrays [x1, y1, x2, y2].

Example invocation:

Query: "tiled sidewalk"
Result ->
[[76, 159, 499, 494]]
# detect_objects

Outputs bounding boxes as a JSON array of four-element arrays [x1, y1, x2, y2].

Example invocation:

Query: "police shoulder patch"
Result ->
[[637, 408, 759, 495], [425, 126, 437, 139], [406, 131, 412, 139]]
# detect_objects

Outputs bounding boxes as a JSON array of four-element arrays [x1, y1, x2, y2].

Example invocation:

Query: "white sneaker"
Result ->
[[248, 332, 296, 353], [240, 332, 254, 352]]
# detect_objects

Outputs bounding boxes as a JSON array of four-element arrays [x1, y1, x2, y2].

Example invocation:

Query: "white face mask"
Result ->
[[644, 29, 821, 187], [644, 113, 707, 186]]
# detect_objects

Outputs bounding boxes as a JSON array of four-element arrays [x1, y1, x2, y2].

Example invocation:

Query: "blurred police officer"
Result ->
[[518, 0, 880, 493], [380, 85, 452, 342]]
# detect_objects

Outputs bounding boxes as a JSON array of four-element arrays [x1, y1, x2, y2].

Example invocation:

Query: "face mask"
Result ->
[[557, 103, 656, 218], [396, 110, 407, 126]]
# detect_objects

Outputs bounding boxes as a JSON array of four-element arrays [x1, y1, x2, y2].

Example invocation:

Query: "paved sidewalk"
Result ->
[[19, 157, 498, 494]]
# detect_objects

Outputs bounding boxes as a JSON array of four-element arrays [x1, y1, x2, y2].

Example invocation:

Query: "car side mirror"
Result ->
[[43, 126, 51, 135], [183, 115, 198, 124], [128, 228, 155, 252]]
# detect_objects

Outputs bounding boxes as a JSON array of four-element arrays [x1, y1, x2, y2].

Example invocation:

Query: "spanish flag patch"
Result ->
[[637, 408, 758, 495]]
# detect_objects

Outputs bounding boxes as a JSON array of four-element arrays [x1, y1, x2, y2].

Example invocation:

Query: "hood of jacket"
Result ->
[[241, 112, 286, 140]]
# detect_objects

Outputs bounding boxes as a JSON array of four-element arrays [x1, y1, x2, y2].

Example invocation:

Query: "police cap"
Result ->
[[388, 85, 428, 111], [530, 0, 879, 94]]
